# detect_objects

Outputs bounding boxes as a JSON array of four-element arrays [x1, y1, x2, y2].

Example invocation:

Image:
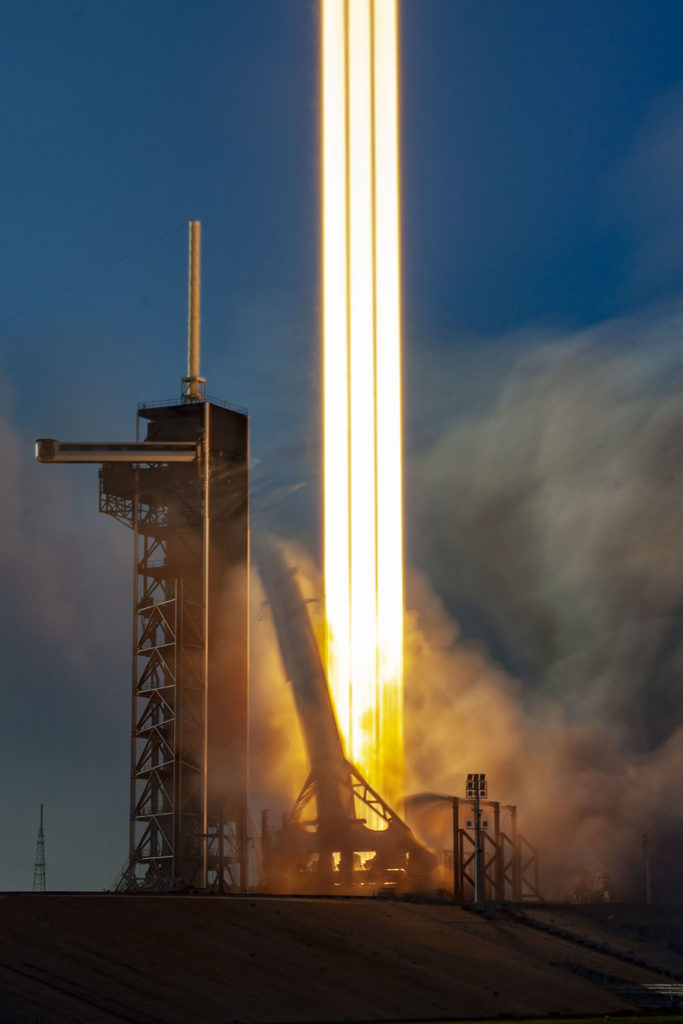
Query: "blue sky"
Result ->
[[2, 1, 683, 893]]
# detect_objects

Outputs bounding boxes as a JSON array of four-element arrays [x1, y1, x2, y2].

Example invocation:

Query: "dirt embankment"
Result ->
[[0, 894, 681, 1023]]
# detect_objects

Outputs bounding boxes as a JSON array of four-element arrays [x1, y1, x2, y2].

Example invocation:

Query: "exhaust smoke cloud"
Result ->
[[402, 306, 683, 900], [252, 306, 683, 900]]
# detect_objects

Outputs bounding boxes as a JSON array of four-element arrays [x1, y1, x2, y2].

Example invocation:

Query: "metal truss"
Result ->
[[99, 400, 249, 894], [518, 835, 541, 899], [101, 462, 206, 890], [99, 470, 168, 531], [288, 760, 399, 830], [206, 822, 240, 892], [348, 765, 397, 826], [129, 528, 206, 887], [451, 799, 542, 902], [99, 487, 134, 529]]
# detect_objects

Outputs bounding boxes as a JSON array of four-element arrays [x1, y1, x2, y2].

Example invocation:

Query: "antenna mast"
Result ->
[[32, 804, 46, 893], [182, 219, 206, 402]]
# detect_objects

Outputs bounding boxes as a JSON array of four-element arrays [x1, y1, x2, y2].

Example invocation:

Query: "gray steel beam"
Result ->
[[35, 439, 198, 463]]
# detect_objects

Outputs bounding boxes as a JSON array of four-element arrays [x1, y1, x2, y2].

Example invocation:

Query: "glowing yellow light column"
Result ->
[[347, 0, 377, 772], [322, 0, 403, 805], [322, 0, 351, 746], [373, 0, 404, 801]]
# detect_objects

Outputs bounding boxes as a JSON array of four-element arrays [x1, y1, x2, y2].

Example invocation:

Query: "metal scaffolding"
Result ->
[[103, 400, 249, 892], [447, 797, 541, 902]]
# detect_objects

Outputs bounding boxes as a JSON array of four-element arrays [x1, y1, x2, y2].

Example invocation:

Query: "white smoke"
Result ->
[[403, 304, 683, 899], [0, 377, 131, 889]]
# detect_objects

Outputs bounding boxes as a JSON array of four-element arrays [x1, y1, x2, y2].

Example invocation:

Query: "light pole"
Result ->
[[466, 773, 487, 905]]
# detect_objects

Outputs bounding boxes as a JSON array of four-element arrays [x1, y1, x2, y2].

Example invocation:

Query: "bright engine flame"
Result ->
[[322, 0, 403, 804]]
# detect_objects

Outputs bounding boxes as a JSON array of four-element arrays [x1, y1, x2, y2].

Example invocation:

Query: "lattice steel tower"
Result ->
[[36, 222, 249, 891], [32, 804, 45, 893]]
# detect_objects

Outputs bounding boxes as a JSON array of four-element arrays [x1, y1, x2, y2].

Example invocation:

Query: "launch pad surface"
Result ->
[[2, 894, 683, 1022]]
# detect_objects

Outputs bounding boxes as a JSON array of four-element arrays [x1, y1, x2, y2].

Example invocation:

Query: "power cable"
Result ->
[[0, 222, 185, 331]]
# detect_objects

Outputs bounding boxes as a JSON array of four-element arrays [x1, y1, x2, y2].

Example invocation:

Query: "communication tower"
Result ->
[[32, 804, 45, 893], [36, 222, 249, 891]]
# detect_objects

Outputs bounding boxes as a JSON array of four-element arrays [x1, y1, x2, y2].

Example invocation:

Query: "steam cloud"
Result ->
[[252, 305, 683, 900], [404, 305, 683, 900], [0, 379, 131, 890], [8, 302, 683, 900], [249, 539, 324, 822]]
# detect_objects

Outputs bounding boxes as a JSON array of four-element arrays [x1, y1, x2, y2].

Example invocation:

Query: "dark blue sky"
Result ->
[[402, 0, 683, 333], [2, 1, 683, 891]]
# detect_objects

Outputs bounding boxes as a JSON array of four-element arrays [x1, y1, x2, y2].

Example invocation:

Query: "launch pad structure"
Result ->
[[36, 221, 437, 895], [450, 797, 540, 902], [37, 223, 250, 893], [36, 221, 539, 898], [256, 534, 436, 892], [103, 396, 249, 892]]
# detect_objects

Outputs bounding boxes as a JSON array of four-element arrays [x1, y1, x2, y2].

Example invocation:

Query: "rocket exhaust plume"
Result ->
[[322, 0, 404, 803]]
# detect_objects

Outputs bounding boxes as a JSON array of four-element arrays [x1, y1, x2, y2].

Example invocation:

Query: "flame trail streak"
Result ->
[[322, 0, 403, 805]]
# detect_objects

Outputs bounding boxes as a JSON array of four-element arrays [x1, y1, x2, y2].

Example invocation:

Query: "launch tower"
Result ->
[[37, 222, 249, 891]]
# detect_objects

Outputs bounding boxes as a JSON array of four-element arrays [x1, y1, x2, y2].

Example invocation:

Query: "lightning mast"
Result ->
[[32, 804, 45, 893]]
